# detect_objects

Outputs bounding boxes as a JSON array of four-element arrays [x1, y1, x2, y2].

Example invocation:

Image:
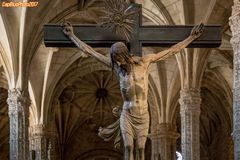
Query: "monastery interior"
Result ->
[[0, 0, 239, 159]]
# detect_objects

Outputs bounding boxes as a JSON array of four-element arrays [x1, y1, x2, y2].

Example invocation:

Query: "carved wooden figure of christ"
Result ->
[[61, 21, 204, 160]]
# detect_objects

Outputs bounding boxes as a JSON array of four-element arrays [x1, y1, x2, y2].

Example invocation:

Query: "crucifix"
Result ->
[[44, 4, 221, 56], [44, 1, 220, 160]]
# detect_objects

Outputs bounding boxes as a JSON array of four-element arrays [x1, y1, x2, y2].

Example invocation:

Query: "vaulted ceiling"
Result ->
[[0, 0, 234, 159]]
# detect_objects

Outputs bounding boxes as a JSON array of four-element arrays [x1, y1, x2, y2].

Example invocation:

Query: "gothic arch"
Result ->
[[0, 19, 14, 88], [51, 59, 122, 159]]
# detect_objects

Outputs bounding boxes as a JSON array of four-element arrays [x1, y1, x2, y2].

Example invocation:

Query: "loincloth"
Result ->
[[120, 106, 149, 139], [98, 104, 149, 148]]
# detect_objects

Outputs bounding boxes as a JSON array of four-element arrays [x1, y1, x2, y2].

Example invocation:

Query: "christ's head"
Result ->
[[110, 42, 133, 66], [110, 42, 134, 75]]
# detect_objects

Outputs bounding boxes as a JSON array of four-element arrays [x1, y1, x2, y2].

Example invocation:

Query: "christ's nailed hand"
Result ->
[[190, 23, 204, 39], [62, 21, 74, 37]]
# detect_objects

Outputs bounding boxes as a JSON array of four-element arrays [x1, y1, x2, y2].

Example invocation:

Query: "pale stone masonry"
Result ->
[[149, 123, 179, 160], [179, 89, 201, 160], [230, 0, 240, 159], [30, 124, 49, 160], [29, 124, 58, 160], [7, 88, 30, 160]]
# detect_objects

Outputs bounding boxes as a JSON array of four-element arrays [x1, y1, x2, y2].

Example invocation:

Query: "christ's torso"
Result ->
[[117, 60, 150, 114]]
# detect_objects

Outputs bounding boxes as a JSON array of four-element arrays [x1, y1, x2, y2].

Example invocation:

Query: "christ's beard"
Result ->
[[120, 64, 131, 75]]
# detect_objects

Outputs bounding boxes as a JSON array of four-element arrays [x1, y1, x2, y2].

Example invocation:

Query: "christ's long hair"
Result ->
[[110, 42, 135, 76]]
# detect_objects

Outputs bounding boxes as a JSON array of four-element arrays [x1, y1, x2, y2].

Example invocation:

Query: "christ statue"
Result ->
[[62, 22, 203, 160]]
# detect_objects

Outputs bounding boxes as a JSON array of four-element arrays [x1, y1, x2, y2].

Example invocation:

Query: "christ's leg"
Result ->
[[136, 136, 147, 160], [122, 133, 134, 160]]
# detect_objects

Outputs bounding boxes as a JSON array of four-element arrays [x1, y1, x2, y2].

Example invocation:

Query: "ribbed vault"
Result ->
[[52, 58, 123, 159], [200, 68, 232, 160], [0, 0, 235, 159]]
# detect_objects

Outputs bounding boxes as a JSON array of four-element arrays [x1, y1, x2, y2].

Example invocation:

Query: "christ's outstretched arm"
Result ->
[[142, 23, 204, 63], [62, 22, 111, 67]]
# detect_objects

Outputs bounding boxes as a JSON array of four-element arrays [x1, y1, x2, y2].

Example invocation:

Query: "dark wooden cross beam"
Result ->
[[44, 4, 221, 56]]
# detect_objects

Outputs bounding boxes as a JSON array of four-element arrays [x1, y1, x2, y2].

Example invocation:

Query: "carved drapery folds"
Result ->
[[29, 124, 58, 160], [230, 1, 240, 159], [149, 123, 179, 160], [179, 89, 201, 160], [7, 88, 30, 160]]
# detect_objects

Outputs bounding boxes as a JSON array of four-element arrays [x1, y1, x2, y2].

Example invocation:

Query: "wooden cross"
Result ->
[[44, 4, 221, 56]]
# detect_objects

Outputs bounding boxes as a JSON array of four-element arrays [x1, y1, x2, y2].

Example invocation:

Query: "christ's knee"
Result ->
[[136, 136, 147, 149], [125, 145, 133, 153], [138, 147, 145, 154], [122, 133, 134, 147]]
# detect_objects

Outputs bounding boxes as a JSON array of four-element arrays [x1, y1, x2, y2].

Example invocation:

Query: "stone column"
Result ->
[[179, 89, 201, 160], [230, 1, 240, 159], [149, 123, 179, 160], [29, 124, 59, 160], [29, 125, 48, 160], [7, 88, 30, 160], [47, 136, 59, 160]]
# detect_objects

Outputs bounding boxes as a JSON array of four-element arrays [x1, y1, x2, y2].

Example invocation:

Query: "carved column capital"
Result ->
[[29, 124, 58, 141], [149, 123, 179, 160], [7, 88, 29, 100], [7, 88, 31, 113], [29, 124, 58, 160], [149, 123, 179, 140], [179, 88, 201, 113], [30, 124, 51, 138]]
